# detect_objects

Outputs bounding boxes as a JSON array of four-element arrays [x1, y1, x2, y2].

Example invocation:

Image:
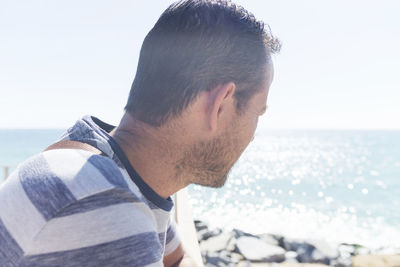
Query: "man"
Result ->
[[0, 0, 280, 266]]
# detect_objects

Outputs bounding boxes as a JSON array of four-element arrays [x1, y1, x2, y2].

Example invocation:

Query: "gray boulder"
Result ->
[[283, 238, 312, 252], [257, 233, 279, 246], [308, 239, 339, 259], [338, 244, 356, 258], [296, 243, 316, 263], [331, 256, 353, 267], [204, 251, 235, 267], [200, 232, 233, 252], [236, 236, 286, 262], [311, 248, 330, 265], [194, 220, 209, 232], [285, 251, 299, 263], [201, 228, 222, 241]]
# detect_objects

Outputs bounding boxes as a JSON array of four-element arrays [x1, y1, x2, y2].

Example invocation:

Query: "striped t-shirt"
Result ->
[[0, 116, 181, 266]]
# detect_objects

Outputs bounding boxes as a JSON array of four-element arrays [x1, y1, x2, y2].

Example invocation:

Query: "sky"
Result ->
[[0, 0, 399, 129]]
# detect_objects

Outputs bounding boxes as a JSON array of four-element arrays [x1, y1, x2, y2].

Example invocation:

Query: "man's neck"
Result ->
[[110, 114, 190, 199]]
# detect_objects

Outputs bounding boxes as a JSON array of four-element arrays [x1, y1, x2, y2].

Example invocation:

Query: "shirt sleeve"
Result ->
[[19, 188, 165, 267], [164, 215, 182, 256]]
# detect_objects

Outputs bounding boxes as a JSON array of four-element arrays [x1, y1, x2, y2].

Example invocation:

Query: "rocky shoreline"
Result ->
[[194, 220, 400, 267]]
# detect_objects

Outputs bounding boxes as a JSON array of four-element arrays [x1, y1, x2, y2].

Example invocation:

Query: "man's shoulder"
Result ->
[[1, 149, 142, 220], [25, 149, 127, 186], [42, 148, 131, 189], [0, 149, 165, 266]]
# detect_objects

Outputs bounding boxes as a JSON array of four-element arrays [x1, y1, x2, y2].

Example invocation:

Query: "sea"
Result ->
[[1, 128, 399, 249]]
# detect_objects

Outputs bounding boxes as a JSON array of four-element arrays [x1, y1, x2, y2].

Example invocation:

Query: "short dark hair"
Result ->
[[125, 0, 281, 126]]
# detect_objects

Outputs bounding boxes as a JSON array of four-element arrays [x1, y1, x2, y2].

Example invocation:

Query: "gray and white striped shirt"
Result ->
[[0, 116, 181, 266]]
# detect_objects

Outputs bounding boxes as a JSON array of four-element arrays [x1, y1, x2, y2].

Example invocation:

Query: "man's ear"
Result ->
[[208, 82, 236, 133]]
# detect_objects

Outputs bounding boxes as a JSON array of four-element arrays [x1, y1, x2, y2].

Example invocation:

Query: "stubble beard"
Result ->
[[177, 129, 239, 188]]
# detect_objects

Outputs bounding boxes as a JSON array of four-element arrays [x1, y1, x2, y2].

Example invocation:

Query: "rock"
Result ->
[[194, 220, 209, 232], [200, 232, 233, 252], [283, 264, 328, 267], [201, 251, 207, 263], [201, 228, 223, 241], [272, 234, 285, 248], [281, 264, 329, 267], [194, 220, 393, 267], [226, 234, 237, 252], [330, 256, 352, 267], [257, 233, 279, 246], [338, 244, 355, 257], [308, 240, 339, 259], [283, 238, 314, 252], [236, 236, 286, 262], [285, 251, 298, 263], [237, 260, 251, 267], [233, 228, 257, 239], [283, 239, 336, 264], [342, 243, 370, 255], [204, 251, 235, 267], [310, 249, 330, 265], [230, 252, 244, 263], [219, 250, 237, 264], [295, 243, 315, 263], [197, 228, 210, 242]]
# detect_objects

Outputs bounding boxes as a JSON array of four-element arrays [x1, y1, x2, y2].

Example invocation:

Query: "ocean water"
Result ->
[[188, 129, 400, 249], [0, 129, 65, 170], [1, 128, 399, 248]]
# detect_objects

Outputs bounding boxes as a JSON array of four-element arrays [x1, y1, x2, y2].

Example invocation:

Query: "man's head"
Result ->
[[178, 63, 274, 187], [124, 0, 280, 187], [125, 0, 280, 126]]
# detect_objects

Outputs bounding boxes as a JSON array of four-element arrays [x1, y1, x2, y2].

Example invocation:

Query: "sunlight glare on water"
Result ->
[[188, 129, 400, 248]]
